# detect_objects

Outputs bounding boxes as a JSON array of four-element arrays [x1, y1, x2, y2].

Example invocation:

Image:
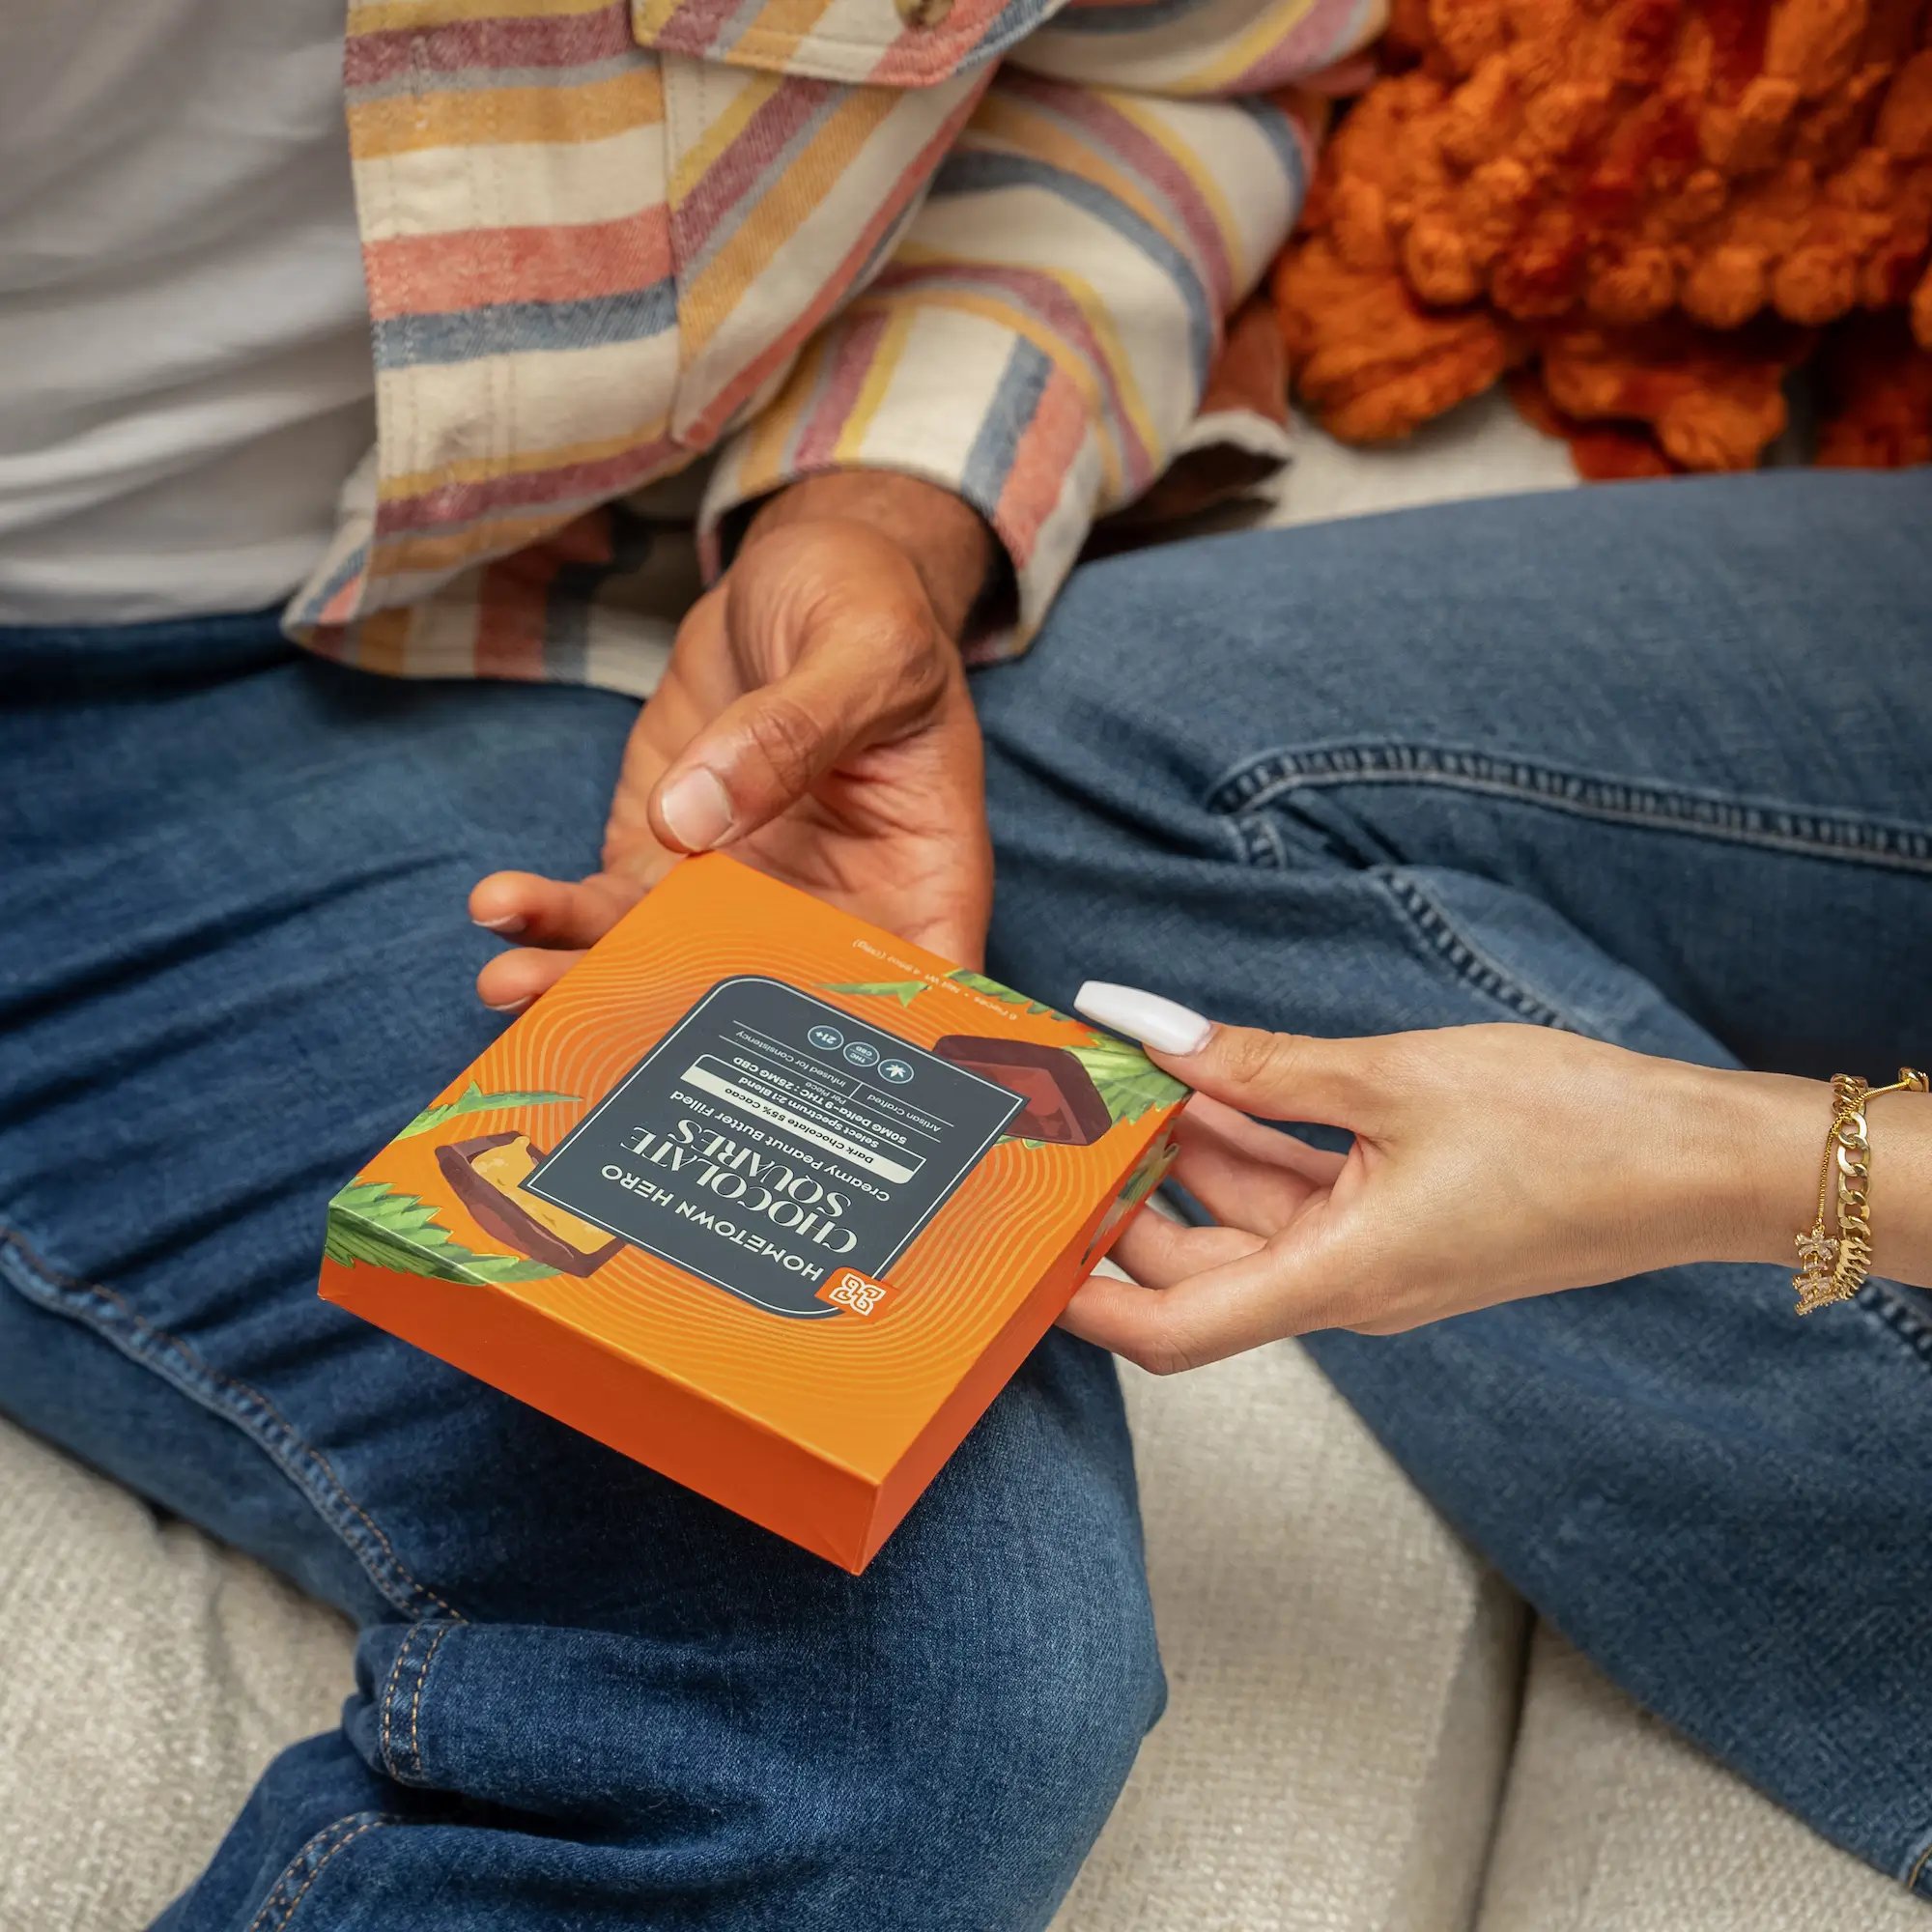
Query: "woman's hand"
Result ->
[[469, 475, 997, 1012], [1061, 985, 1829, 1373]]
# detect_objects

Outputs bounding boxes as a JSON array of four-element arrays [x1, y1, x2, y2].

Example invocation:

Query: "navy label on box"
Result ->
[[526, 976, 1023, 1318]]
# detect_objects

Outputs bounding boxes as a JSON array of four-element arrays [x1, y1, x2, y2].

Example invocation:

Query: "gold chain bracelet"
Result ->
[[1793, 1066, 1928, 1315]]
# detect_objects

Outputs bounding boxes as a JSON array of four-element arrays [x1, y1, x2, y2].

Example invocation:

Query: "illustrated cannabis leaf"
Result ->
[[395, 1081, 578, 1140], [455, 1253, 567, 1285], [822, 969, 1076, 1019], [819, 980, 929, 1007], [326, 1179, 558, 1284], [1081, 1133, 1179, 1263], [1065, 1038, 1189, 1126], [946, 968, 1069, 1020], [1120, 1135, 1179, 1208]]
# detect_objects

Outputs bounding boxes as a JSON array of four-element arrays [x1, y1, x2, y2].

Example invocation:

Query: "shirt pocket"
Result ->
[[654, 50, 987, 450], [630, 0, 1061, 88]]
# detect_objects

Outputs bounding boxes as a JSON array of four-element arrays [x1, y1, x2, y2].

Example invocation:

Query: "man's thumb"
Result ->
[[648, 674, 851, 854]]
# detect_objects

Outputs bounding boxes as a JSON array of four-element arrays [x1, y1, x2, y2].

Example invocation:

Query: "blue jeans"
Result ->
[[3, 470, 1929, 1927]]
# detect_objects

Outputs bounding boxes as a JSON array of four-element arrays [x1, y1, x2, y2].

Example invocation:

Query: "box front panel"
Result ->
[[526, 977, 1022, 1316]]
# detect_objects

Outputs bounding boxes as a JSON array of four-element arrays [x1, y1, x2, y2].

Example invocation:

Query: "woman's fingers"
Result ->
[[1180, 1094, 1349, 1182], [1074, 982, 1386, 1129], [1109, 1210, 1264, 1288], [1166, 1021, 1383, 1126], [1064, 1218, 1264, 1367], [1066, 1219, 1371, 1373], [1164, 1118, 1327, 1238], [1060, 1015, 1705, 1368], [1058, 1241, 1288, 1373], [1168, 1094, 1350, 1235]]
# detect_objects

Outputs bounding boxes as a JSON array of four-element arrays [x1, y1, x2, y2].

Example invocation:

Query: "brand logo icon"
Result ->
[[818, 1268, 896, 1318]]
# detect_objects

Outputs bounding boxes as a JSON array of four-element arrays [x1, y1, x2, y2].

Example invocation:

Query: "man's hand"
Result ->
[[469, 476, 998, 1012]]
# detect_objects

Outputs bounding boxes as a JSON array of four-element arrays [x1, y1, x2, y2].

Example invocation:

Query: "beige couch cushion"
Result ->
[[1476, 1625, 1921, 1932], [1269, 392, 1578, 530], [0, 1417, 350, 1931], [1054, 1345, 1524, 1932]]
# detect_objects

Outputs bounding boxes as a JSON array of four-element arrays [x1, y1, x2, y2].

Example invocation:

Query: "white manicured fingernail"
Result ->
[[472, 913, 526, 934], [484, 994, 532, 1015], [1074, 982, 1212, 1055], [658, 767, 734, 852]]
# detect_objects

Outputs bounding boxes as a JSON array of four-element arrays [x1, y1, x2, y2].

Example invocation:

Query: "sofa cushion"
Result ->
[[1475, 1624, 1921, 1932], [0, 1416, 351, 1931], [1054, 1341, 1524, 1932]]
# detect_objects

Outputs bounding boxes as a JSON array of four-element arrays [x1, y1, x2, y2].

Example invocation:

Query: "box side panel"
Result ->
[[320, 1258, 880, 1573], [854, 1115, 1181, 1570]]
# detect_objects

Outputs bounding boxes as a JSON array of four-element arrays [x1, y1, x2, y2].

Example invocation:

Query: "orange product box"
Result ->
[[320, 854, 1185, 1572]]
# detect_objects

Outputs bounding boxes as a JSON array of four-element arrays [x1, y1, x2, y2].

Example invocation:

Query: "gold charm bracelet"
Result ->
[[1793, 1066, 1928, 1315]]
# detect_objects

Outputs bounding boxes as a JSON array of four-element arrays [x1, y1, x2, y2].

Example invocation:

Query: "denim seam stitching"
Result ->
[[407, 1623, 454, 1781], [0, 1223, 465, 1624], [1376, 873, 1575, 1030], [377, 1621, 429, 1780], [1222, 808, 1288, 868], [243, 1811, 399, 1932], [241, 1815, 355, 1932], [1206, 745, 1932, 875], [1905, 1828, 1932, 1895], [377, 1619, 454, 1785]]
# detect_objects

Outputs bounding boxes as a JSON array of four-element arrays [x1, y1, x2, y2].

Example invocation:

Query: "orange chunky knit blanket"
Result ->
[[1271, 0, 1932, 475]]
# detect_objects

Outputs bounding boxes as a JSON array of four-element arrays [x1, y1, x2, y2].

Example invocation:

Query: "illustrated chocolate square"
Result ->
[[930, 1036, 1113, 1146], [435, 1131, 623, 1277]]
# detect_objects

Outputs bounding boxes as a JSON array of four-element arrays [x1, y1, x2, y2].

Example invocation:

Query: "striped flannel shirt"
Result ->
[[293, 0, 1383, 695]]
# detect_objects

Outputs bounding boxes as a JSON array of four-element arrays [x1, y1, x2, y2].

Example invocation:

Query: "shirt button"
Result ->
[[895, 0, 952, 26]]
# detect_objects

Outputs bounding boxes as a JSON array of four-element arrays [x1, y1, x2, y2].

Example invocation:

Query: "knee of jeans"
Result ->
[[341, 1355, 1160, 1906], [915, 1511, 1167, 1823], [896, 1332, 1166, 1815], [342, 1567, 1159, 1917]]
